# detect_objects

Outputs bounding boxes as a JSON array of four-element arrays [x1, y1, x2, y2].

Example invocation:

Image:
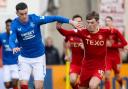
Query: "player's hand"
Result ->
[[80, 43, 84, 50], [56, 22, 62, 30], [12, 47, 20, 54], [76, 22, 85, 31], [69, 20, 85, 30], [106, 40, 112, 47], [64, 55, 71, 61]]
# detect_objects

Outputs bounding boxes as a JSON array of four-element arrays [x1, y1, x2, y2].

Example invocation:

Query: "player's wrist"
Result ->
[[69, 20, 78, 26]]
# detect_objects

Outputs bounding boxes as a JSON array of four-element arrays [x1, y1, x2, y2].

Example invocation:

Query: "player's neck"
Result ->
[[18, 18, 29, 24], [90, 26, 99, 34], [108, 25, 114, 29]]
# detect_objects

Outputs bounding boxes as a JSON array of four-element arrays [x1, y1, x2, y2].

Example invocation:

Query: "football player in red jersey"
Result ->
[[104, 16, 127, 89], [58, 15, 84, 89], [56, 11, 127, 89]]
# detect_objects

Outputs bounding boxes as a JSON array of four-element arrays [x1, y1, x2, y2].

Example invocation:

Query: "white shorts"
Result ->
[[3, 64, 19, 82], [18, 54, 46, 81]]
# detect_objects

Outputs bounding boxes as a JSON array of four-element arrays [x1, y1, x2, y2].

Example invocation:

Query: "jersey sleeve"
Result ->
[[34, 14, 69, 25], [0, 35, 2, 46], [56, 25, 80, 37], [9, 21, 17, 49], [110, 29, 127, 48]]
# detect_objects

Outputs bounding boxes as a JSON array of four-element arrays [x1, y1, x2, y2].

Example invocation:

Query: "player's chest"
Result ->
[[68, 37, 82, 48], [83, 33, 106, 46], [17, 22, 37, 35]]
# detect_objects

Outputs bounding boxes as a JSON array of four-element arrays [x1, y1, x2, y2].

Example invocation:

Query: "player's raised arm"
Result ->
[[110, 29, 127, 48], [56, 22, 79, 37], [33, 14, 79, 27]]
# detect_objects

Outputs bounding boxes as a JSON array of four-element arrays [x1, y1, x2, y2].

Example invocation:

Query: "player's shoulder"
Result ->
[[99, 26, 110, 33], [11, 18, 19, 26], [100, 26, 109, 30], [0, 32, 6, 35], [29, 14, 45, 21], [0, 32, 6, 38], [29, 14, 36, 17], [80, 28, 88, 33], [29, 14, 43, 18]]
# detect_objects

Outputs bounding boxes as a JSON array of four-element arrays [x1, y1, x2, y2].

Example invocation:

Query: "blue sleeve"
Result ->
[[34, 14, 70, 24], [0, 35, 2, 46], [9, 21, 17, 49]]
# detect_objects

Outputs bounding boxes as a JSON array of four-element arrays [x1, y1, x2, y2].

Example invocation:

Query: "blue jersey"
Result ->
[[0, 32, 19, 65], [9, 14, 70, 58]]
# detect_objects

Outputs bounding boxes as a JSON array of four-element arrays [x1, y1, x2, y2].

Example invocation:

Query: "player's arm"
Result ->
[[0, 35, 2, 47], [56, 22, 80, 37], [9, 22, 20, 54], [110, 30, 127, 48], [34, 14, 79, 28]]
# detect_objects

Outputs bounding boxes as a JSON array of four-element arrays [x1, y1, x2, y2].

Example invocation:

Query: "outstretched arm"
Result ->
[[34, 14, 79, 28], [56, 22, 79, 37]]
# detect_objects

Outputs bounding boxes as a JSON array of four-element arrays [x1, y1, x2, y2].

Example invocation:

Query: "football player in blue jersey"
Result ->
[[0, 19, 19, 89], [9, 2, 80, 89]]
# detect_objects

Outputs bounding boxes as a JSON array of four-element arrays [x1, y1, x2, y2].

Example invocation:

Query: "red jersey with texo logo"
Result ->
[[65, 36, 84, 66]]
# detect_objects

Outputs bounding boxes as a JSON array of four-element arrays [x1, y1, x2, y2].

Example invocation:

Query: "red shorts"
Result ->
[[105, 57, 120, 74], [79, 68, 104, 87], [70, 64, 81, 74]]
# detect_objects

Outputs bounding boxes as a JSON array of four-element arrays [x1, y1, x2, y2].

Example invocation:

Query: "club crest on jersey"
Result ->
[[17, 28, 22, 31], [98, 35, 103, 40], [30, 22, 35, 28], [87, 35, 91, 38]]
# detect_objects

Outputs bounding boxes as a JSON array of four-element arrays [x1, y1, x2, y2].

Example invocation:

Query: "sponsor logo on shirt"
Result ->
[[70, 42, 83, 48], [21, 30, 35, 40], [85, 38, 105, 46]]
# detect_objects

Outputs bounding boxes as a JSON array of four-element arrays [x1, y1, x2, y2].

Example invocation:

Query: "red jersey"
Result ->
[[57, 27, 125, 71], [107, 28, 127, 62], [65, 36, 84, 66]]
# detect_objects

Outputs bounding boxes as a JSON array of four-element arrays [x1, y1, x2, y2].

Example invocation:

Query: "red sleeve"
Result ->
[[111, 29, 127, 48], [65, 36, 69, 42], [56, 25, 79, 37]]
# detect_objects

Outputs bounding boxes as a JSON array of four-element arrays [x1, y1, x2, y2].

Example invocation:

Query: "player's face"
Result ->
[[6, 22, 11, 33], [73, 17, 82, 22], [105, 18, 113, 27], [17, 8, 28, 23], [86, 18, 98, 32], [73, 17, 84, 28]]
